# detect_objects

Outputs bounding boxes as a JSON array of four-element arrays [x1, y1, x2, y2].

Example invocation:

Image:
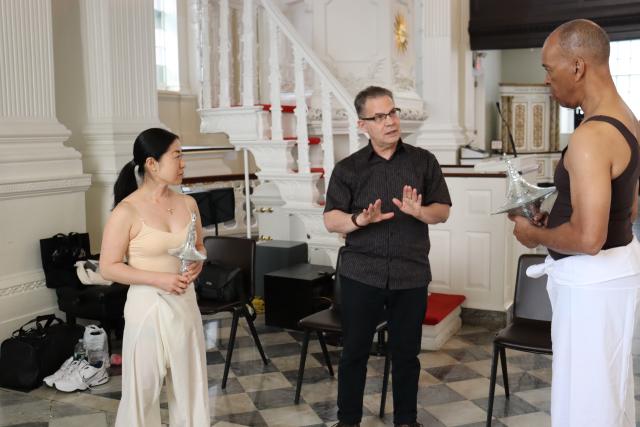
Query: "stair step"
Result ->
[[292, 167, 324, 176], [261, 104, 296, 113], [227, 103, 296, 113], [283, 136, 321, 145]]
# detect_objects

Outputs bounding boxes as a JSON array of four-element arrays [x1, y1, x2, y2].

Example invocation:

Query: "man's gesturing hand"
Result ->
[[392, 185, 422, 218], [355, 199, 395, 226]]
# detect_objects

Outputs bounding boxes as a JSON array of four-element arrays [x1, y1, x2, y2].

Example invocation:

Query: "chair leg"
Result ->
[[499, 347, 510, 398], [486, 344, 500, 427], [375, 329, 386, 356], [295, 330, 311, 404], [379, 351, 391, 418], [222, 308, 241, 389], [100, 319, 113, 356], [243, 305, 269, 365], [66, 314, 76, 325], [317, 331, 334, 377]]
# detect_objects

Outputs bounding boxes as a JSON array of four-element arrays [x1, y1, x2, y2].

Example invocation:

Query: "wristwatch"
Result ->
[[351, 212, 363, 228]]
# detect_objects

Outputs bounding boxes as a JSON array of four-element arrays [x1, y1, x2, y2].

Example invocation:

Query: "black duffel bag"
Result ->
[[195, 262, 245, 303], [0, 314, 84, 391]]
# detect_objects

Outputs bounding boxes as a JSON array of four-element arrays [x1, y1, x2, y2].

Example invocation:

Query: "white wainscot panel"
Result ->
[[465, 232, 491, 291], [428, 229, 451, 289], [467, 190, 492, 216]]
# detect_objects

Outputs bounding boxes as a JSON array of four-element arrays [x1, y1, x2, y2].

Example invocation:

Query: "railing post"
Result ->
[[268, 18, 283, 141], [320, 80, 334, 183], [241, 0, 255, 107], [348, 115, 360, 154], [199, 0, 211, 109], [219, 0, 231, 107], [293, 46, 309, 173]]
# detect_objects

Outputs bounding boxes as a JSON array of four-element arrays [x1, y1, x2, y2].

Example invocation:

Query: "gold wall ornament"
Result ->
[[394, 13, 408, 54]]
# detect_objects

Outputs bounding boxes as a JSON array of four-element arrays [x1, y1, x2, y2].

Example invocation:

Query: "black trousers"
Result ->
[[337, 275, 428, 425]]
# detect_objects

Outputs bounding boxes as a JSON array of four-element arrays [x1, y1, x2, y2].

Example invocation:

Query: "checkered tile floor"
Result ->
[[1, 313, 636, 426]]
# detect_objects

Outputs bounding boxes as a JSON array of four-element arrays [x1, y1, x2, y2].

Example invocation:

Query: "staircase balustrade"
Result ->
[[197, 0, 362, 187]]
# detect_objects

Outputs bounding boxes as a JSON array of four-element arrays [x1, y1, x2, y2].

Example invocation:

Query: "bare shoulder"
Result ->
[[179, 192, 199, 210], [109, 200, 137, 227], [566, 121, 609, 159]]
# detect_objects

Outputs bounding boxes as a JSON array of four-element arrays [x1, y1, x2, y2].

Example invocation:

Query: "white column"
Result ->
[[0, 0, 90, 340], [77, 0, 162, 248], [414, 0, 468, 165]]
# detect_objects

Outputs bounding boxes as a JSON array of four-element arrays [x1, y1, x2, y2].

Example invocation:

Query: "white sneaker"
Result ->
[[55, 359, 109, 392], [43, 356, 74, 387]]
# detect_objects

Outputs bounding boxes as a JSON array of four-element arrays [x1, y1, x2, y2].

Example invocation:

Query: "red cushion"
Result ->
[[423, 293, 466, 325]]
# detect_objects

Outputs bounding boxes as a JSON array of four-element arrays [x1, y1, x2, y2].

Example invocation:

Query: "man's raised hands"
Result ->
[[355, 199, 395, 226]]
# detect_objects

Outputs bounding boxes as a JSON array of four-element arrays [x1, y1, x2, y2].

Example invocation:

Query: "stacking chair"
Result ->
[[486, 254, 551, 426], [198, 236, 269, 389], [294, 249, 390, 418]]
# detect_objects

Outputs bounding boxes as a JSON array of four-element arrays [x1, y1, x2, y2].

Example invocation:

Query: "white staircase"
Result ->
[[196, 0, 366, 263]]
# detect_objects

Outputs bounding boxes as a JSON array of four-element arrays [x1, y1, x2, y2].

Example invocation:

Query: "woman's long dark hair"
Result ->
[[113, 128, 179, 208]]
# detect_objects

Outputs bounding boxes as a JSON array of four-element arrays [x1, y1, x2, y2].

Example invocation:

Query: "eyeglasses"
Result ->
[[360, 107, 401, 123]]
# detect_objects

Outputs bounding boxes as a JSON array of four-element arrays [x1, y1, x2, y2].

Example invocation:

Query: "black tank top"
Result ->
[[547, 115, 640, 260]]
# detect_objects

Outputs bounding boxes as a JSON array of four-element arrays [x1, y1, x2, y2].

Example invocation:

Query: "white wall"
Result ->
[[501, 48, 546, 85]]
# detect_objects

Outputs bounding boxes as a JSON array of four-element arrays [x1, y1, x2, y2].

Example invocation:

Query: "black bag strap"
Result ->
[[13, 314, 64, 337]]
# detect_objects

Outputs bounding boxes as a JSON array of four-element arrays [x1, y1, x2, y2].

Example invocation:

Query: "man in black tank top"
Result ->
[[507, 20, 640, 427]]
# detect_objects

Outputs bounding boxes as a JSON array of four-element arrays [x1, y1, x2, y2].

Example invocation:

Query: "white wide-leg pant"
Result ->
[[528, 240, 640, 427], [115, 285, 210, 427]]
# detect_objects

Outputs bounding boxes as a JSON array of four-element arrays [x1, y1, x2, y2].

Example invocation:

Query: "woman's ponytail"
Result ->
[[113, 160, 140, 208]]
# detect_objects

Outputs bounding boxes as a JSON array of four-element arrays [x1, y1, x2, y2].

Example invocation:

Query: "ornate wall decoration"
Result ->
[[514, 103, 526, 149], [532, 104, 544, 149], [392, 60, 416, 92], [0, 280, 47, 298], [549, 99, 560, 151], [324, 58, 386, 96], [394, 13, 408, 54]]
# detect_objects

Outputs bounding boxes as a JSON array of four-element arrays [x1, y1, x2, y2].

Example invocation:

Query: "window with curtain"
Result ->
[[154, 0, 179, 92]]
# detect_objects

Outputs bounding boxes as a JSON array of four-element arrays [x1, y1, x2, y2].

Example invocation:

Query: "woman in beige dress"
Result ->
[[100, 128, 210, 426]]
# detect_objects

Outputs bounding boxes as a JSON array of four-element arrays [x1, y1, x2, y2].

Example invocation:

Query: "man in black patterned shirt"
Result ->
[[324, 86, 451, 427]]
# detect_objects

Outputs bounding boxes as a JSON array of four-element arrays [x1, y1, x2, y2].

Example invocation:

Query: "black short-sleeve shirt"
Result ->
[[324, 140, 452, 290]]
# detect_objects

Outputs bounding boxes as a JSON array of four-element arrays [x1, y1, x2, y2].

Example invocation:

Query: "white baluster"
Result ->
[[320, 80, 334, 183], [348, 115, 360, 154], [199, 0, 211, 109], [293, 46, 309, 174], [241, 0, 254, 107], [219, 0, 231, 107], [268, 18, 283, 141]]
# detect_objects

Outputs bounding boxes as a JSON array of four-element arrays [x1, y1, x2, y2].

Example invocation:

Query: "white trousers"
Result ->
[[528, 240, 640, 427], [115, 285, 210, 427]]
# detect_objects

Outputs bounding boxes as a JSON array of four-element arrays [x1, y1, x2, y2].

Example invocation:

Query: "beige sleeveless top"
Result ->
[[126, 194, 195, 277], [127, 221, 189, 275]]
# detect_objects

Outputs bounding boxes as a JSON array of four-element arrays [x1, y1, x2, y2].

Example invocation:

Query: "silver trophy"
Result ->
[[169, 212, 206, 273], [492, 160, 556, 219]]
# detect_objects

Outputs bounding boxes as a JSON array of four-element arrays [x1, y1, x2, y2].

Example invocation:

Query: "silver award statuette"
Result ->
[[169, 212, 207, 273], [492, 160, 556, 220]]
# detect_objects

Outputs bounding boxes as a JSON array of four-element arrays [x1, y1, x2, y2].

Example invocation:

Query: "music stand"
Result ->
[[189, 188, 235, 236]]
